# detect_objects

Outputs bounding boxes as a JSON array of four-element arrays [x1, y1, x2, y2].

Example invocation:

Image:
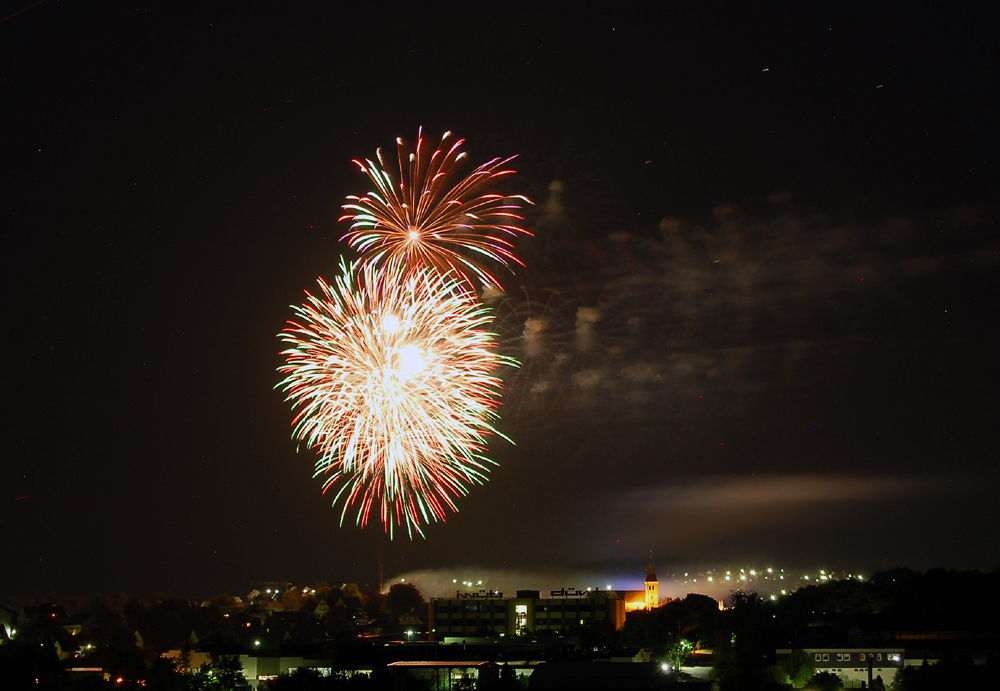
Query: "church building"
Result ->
[[645, 555, 659, 610]]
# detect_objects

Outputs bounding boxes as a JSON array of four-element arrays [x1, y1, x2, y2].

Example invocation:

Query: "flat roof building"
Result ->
[[777, 647, 904, 689], [430, 589, 627, 640]]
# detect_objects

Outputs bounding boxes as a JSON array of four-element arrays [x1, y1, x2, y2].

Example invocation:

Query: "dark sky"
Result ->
[[3, 1, 998, 600]]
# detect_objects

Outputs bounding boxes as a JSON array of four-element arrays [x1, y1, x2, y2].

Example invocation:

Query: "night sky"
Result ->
[[3, 2, 998, 600]]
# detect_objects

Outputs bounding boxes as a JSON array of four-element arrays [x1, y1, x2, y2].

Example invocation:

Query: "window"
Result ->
[[837, 654, 843, 661], [823, 654, 829, 661], [877, 654, 882, 661], [514, 605, 528, 637], [860, 654, 865, 661], [844, 653, 850, 661], [815, 654, 821, 662]]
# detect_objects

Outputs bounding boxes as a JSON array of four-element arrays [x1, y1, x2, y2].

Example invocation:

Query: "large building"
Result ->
[[428, 560, 665, 640], [429, 589, 626, 639]]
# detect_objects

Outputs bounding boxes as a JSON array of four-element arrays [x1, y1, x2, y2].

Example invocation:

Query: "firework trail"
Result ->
[[340, 128, 532, 292], [277, 260, 515, 538]]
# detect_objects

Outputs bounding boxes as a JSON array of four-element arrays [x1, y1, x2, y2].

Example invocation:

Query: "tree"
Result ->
[[579, 616, 619, 654], [282, 588, 303, 611], [621, 609, 671, 657], [804, 671, 842, 691], [674, 593, 724, 641], [498, 663, 519, 690], [145, 655, 190, 691], [665, 638, 694, 671], [361, 588, 386, 622], [341, 583, 363, 608], [891, 656, 994, 691], [190, 652, 247, 691], [712, 590, 777, 691], [385, 583, 425, 624], [84, 595, 130, 649], [782, 648, 815, 688], [210, 593, 238, 609], [0, 639, 62, 688]]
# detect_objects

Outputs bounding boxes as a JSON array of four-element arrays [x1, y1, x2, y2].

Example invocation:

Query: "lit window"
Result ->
[[514, 604, 528, 637], [860, 654, 865, 661], [837, 654, 843, 661]]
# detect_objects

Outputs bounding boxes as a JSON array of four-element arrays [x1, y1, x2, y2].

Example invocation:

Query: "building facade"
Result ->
[[427, 560, 666, 640], [778, 647, 904, 688], [429, 589, 627, 639]]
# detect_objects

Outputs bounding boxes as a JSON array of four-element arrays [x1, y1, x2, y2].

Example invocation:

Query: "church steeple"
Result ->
[[644, 552, 659, 610]]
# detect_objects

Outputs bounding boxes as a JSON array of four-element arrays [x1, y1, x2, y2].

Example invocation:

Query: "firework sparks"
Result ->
[[339, 128, 532, 292], [277, 260, 515, 538]]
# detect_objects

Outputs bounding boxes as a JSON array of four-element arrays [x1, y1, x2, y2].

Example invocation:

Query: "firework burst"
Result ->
[[277, 260, 515, 538], [339, 128, 532, 292]]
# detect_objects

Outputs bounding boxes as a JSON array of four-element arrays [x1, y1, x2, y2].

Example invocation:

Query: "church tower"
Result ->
[[644, 553, 659, 610]]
